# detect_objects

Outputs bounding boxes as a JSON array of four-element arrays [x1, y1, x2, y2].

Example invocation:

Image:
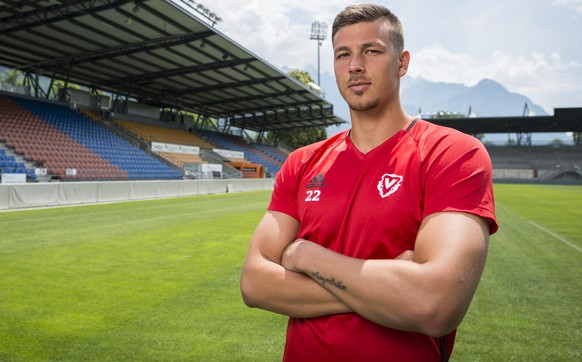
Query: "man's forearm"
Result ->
[[241, 253, 352, 318], [282, 238, 438, 332], [281, 237, 483, 337], [241, 210, 353, 318]]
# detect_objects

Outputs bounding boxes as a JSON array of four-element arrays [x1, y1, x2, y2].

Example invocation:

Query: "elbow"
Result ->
[[419, 316, 460, 338], [240, 267, 263, 309], [408, 298, 466, 337], [240, 278, 258, 308], [406, 275, 478, 336]]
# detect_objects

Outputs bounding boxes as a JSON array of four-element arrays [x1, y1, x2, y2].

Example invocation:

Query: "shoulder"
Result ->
[[410, 120, 497, 234], [407, 119, 488, 159], [408, 119, 481, 145]]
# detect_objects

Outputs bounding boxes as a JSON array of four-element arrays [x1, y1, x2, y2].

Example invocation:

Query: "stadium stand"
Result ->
[[0, 146, 36, 181], [486, 145, 582, 180], [113, 119, 214, 149], [110, 118, 275, 177], [194, 129, 284, 175], [0, 95, 183, 181], [111, 118, 220, 172], [1, 91, 288, 182], [156, 151, 207, 169], [252, 144, 288, 164], [5, 91, 580, 184], [79, 108, 101, 123]]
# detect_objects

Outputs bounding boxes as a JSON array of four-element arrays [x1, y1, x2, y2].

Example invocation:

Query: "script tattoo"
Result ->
[[311, 272, 347, 291]]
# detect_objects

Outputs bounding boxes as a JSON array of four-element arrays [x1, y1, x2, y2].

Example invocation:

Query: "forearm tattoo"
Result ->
[[311, 272, 347, 291]]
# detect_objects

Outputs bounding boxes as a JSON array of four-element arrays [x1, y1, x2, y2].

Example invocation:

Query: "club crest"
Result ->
[[377, 174, 403, 198]]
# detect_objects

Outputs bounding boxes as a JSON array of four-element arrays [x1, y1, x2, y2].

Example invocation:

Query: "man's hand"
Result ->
[[281, 238, 308, 272]]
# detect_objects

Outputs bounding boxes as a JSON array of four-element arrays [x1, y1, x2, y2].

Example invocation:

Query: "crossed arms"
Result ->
[[240, 209, 489, 337]]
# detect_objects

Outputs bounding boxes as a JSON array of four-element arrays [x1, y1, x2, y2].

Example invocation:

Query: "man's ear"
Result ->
[[398, 50, 410, 77]]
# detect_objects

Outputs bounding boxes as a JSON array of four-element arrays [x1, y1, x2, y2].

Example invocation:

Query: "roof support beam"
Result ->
[[19, 31, 215, 71], [99, 58, 255, 86], [1, 0, 134, 35], [163, 76, 286, 96], [198, 89, 311, 107]]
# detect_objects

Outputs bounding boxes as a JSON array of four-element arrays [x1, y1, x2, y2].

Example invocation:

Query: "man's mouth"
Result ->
[[348, 81, 370, 92]]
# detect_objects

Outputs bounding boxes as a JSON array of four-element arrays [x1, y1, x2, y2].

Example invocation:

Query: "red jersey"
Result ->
[[268, 119, 497, 362]]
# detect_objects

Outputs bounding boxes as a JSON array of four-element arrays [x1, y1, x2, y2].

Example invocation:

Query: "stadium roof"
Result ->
[[429, 108, 582, 135], [0, 0, 346, 132]]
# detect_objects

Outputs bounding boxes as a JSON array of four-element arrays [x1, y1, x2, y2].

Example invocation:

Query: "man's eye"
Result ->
[[336, 53, 349, 59]]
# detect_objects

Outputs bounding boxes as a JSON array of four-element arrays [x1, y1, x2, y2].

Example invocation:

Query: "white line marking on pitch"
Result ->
[[528, 221, 582, 253]]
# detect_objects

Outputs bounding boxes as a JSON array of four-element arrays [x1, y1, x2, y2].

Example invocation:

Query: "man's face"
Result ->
[[332, 19, 406, 112]]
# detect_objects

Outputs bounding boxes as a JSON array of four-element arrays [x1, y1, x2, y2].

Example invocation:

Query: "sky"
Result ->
[[198, 0, 582, 115]]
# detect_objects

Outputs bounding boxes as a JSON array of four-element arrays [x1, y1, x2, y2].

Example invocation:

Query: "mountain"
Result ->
[[306, 67, 552, 137], [400, 77, 548, 117]]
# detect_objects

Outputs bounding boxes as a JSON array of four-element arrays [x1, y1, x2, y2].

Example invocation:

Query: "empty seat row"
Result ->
[[1, 95, 184, 181]]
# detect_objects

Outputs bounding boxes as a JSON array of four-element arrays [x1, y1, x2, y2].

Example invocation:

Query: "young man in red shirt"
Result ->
[[241, 4, 497, 361]]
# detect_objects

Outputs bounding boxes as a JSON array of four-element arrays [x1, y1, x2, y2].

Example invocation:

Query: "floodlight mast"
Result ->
[[309, 21, 328, 87]]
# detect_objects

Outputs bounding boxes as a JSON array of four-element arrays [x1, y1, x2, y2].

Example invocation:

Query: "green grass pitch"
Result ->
[[0, 185, 580, 361]]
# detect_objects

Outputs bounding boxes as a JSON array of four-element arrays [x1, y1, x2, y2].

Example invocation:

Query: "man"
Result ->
[[240, 4, 497, 361]]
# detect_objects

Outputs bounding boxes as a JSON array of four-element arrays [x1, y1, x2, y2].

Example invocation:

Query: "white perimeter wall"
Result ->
[[0, 179, 274, 211]]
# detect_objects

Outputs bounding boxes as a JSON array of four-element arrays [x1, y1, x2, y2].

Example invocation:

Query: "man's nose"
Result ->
[[349, 54, 365, 73]]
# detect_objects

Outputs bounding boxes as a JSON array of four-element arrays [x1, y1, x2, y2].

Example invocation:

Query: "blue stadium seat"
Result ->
[[11, 97, 183, 181]]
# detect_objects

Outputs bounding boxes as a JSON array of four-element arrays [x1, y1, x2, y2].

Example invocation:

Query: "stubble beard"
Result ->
[[347, 92, 379, 112]]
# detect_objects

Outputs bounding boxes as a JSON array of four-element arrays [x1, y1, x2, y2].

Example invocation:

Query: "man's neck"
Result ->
[[348, 106, 411, 154]]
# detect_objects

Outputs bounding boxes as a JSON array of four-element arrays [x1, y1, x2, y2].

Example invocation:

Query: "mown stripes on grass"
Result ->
[[452, 185, 581, 361], [0, 192, 287, 361], [0, 185, 580, 361]]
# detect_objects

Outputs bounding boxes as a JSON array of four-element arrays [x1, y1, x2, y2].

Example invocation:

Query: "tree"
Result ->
[[288, 69, 314, 86], [275, 126, 327, 150], [2, 68, 22, 85], [267, 70, 327, 150], [433, 110, 484, 141], [433, 110, 465, 119]]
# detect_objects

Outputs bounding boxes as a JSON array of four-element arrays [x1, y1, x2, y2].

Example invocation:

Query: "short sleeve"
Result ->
[[422, 132, 498, 234], [268, 151, 301, 221]]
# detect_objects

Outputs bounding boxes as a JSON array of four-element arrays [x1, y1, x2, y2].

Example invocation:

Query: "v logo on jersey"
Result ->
[[377, 174, 403, 198]]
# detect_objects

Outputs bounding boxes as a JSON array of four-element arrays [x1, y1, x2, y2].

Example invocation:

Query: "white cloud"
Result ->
[[210, 1, 343, 71], [553, 0, 582, 14], [407, 44, 582, 111], [488, 51, 582, 109], [407, 44, 481, 84]]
